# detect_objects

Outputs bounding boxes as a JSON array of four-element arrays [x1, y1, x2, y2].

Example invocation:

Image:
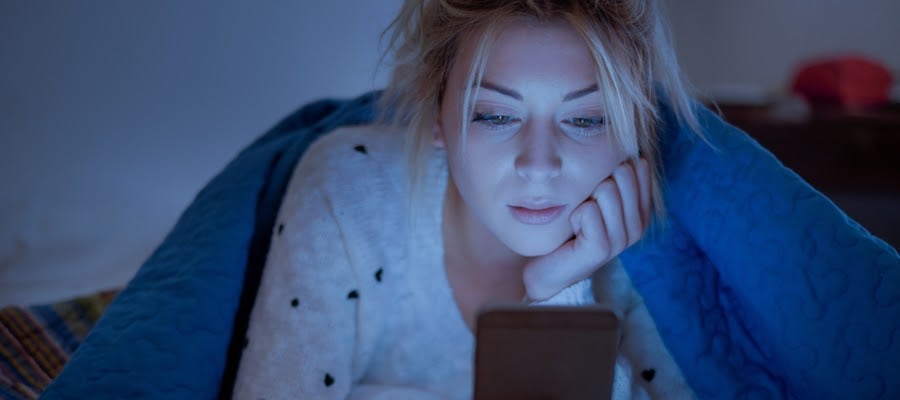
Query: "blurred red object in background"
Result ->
[[790, 55, 893, 109]]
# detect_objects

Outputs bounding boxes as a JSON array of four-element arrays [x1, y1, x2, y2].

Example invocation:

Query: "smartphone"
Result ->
[[473, 306, 620, 400]]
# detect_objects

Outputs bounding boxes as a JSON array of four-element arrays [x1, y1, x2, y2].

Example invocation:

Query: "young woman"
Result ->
[[234, 0, 700, 398]]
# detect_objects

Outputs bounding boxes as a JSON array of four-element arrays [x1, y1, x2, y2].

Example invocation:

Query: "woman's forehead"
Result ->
[[451, 18, 599, 95]]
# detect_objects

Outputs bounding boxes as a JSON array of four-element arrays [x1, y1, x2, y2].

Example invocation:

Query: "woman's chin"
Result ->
[[505, 233, 570, 258]]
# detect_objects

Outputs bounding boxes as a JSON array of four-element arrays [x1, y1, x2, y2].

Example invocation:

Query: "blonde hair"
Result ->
[[378, 0, 700, 218]]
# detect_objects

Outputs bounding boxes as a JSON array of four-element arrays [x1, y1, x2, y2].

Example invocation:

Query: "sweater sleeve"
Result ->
[[233, 178, 443, 399], [349, 385, 447, 400], [527, 259, 693, 399], [594, 259, 695, 399], [526, 266, 646, 400], [233, 187, 361, 399], [528, 277, 595, 306]]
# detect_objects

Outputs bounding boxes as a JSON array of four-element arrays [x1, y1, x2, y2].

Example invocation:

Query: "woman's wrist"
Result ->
[[525, 278, 594, 306]]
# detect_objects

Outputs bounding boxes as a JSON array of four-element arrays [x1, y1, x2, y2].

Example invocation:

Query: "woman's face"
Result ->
[[436, 19, 630, 257]]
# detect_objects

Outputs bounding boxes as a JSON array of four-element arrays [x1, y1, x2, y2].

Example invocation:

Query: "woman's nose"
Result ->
[[514, 124, 561, 182]]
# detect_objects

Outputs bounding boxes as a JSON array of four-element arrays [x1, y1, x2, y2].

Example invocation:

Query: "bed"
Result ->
[[3, 91, 897, 399]]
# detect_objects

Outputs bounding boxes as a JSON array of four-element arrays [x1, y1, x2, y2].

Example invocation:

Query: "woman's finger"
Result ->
[[612, 161, 642, 246], [594, 179, 626, 255], [635, 158, 652, 229], [572, 199, 609, 261]]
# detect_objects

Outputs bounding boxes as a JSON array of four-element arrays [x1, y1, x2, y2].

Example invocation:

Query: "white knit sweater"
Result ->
[[232, 125, 693, 399]]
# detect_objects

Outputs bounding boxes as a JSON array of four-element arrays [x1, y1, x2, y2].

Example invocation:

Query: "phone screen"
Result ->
[[474, 306, 620, 400]]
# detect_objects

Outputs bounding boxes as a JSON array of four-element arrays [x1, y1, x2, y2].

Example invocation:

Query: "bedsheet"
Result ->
[[1, 290, 118, 400], [40, 91, 899, 399]]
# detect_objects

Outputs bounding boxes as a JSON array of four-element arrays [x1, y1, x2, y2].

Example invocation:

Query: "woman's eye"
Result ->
[[568, 116, 605, 128], [472, 113, 517, 127], [563, 116, 606, 137]]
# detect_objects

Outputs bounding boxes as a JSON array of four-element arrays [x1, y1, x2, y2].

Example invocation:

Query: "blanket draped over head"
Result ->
[[40, 91, 900, 399]]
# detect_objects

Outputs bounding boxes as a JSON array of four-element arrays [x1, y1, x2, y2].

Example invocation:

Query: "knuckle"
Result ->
[[628, 228, 643, 246], [617, 162, 635, 178], [594, 182, 619, 205], [611, 236, 626, 252], [595, 242, 611, 260]]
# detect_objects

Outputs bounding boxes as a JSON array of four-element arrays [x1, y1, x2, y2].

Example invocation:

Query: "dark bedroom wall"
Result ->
[[0, 1, 403, 305], [664, 0, 900, 102], [1, 0, 896, 304]]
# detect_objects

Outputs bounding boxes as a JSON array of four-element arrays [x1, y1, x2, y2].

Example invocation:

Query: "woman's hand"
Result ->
[[522, 158, 652, 301]]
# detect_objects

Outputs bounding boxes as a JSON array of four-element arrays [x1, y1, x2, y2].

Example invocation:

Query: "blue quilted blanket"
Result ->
[[41, 92, 899, 399]]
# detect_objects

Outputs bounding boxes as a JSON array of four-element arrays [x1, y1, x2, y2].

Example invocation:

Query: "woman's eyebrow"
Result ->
[[478, 81, 523, 100], [476, 81, 598, 102], [562, 84, 599, 102]]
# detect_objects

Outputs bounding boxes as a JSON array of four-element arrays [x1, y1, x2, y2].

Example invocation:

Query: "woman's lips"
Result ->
[[509, 205, 565, 225]]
